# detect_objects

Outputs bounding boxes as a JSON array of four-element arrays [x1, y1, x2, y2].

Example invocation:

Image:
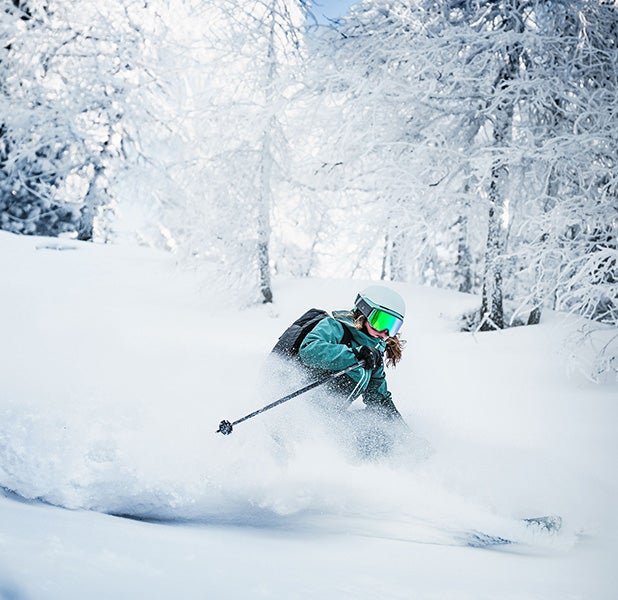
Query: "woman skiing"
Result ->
[[297, 285, 409, 454]]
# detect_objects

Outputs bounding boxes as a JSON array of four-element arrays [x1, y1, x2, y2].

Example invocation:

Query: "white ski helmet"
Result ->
[[356, 285, 406, 318], [355, 285, 406, 337]]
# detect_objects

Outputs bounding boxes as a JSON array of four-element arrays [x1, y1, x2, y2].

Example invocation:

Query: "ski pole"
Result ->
[[216, 360, 365, 435]]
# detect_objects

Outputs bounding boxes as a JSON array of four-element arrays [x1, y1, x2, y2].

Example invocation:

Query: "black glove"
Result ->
[[354, 345, 383, 370]]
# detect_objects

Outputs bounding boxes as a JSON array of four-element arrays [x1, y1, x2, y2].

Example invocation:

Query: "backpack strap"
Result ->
[[271, 308, 330, 358], [271, 309, 357, 360], [339, 322, 355, 349]]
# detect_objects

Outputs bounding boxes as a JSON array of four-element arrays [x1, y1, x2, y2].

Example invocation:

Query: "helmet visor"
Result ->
[[367, 308, 403, 337]]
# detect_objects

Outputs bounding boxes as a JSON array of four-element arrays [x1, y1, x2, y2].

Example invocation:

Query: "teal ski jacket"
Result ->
[[297, 310, 400, 417]]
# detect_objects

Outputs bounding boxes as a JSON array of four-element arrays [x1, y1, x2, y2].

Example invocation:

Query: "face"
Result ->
[[365, 321, 390, 340]]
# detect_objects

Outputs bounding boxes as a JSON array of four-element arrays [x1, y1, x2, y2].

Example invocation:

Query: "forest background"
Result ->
[[1, 0, 616, 379]]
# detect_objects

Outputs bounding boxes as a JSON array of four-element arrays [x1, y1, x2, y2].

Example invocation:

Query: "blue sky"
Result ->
[[311, 0, 357, 22]]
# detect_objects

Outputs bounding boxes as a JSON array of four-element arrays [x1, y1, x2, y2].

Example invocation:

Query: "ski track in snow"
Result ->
[[1, 484, 572, 556]]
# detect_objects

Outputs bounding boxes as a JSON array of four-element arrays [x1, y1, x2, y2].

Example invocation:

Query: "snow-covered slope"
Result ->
[[1, 231, 616, 599]]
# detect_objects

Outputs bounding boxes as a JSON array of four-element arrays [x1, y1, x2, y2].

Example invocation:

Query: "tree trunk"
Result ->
[[455, 213, 473, 293], [256, 4, 277, 304], [78, 136, 112, 241], [77, 168, 100, 241], [389, 223, 407, 281], [480, 180, 506, 330], [479, 8, 523, 330], [381, 232, 389, 281], [527, 306, 542, 325], [257, 121, 274, 304]]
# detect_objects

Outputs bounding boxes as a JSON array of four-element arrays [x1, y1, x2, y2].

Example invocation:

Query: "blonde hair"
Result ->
[[349, 311, 405, 368]]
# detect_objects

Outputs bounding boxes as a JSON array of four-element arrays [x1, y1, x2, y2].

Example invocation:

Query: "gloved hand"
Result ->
[[354, 345, 383, 370]]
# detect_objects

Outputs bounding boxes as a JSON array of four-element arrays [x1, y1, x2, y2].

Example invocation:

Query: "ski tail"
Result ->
[[455, 515, 563, 549]]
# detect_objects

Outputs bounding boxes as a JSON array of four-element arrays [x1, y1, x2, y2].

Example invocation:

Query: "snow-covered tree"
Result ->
[[311, 0, 617, 336], [137, 0, 308, 304], [304, 1, 489, 285], [0, 0, 147, 240], [0, 1, 77, 236], [517, 0, 618, 327]]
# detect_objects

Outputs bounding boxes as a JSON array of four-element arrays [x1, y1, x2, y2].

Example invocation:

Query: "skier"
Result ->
[[296, 285, 409, 455]]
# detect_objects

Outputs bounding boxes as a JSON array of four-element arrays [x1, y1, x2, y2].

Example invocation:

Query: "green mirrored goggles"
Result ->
[[367, 307, 404, 337]]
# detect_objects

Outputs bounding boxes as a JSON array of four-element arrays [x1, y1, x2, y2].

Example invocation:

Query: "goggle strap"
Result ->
[[355, 295, 375, 319]]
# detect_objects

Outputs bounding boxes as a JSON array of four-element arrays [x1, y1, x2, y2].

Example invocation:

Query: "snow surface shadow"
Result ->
[[3, 469, 572, 555], [108, 505, 314, 532], [106, 506, 570, 555], [0, 582, 29, 600], [0, 486, 43, 508]]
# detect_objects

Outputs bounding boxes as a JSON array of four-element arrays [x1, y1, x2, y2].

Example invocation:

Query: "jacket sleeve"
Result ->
[[362, 365, 390, 406], [298, 318, 365, 382]]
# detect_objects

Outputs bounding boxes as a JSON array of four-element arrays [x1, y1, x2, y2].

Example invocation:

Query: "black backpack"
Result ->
[[271, 308, 354, 358]]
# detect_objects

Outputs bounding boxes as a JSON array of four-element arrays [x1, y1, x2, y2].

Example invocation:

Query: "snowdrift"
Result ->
[[1, 231, 616, 599]]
